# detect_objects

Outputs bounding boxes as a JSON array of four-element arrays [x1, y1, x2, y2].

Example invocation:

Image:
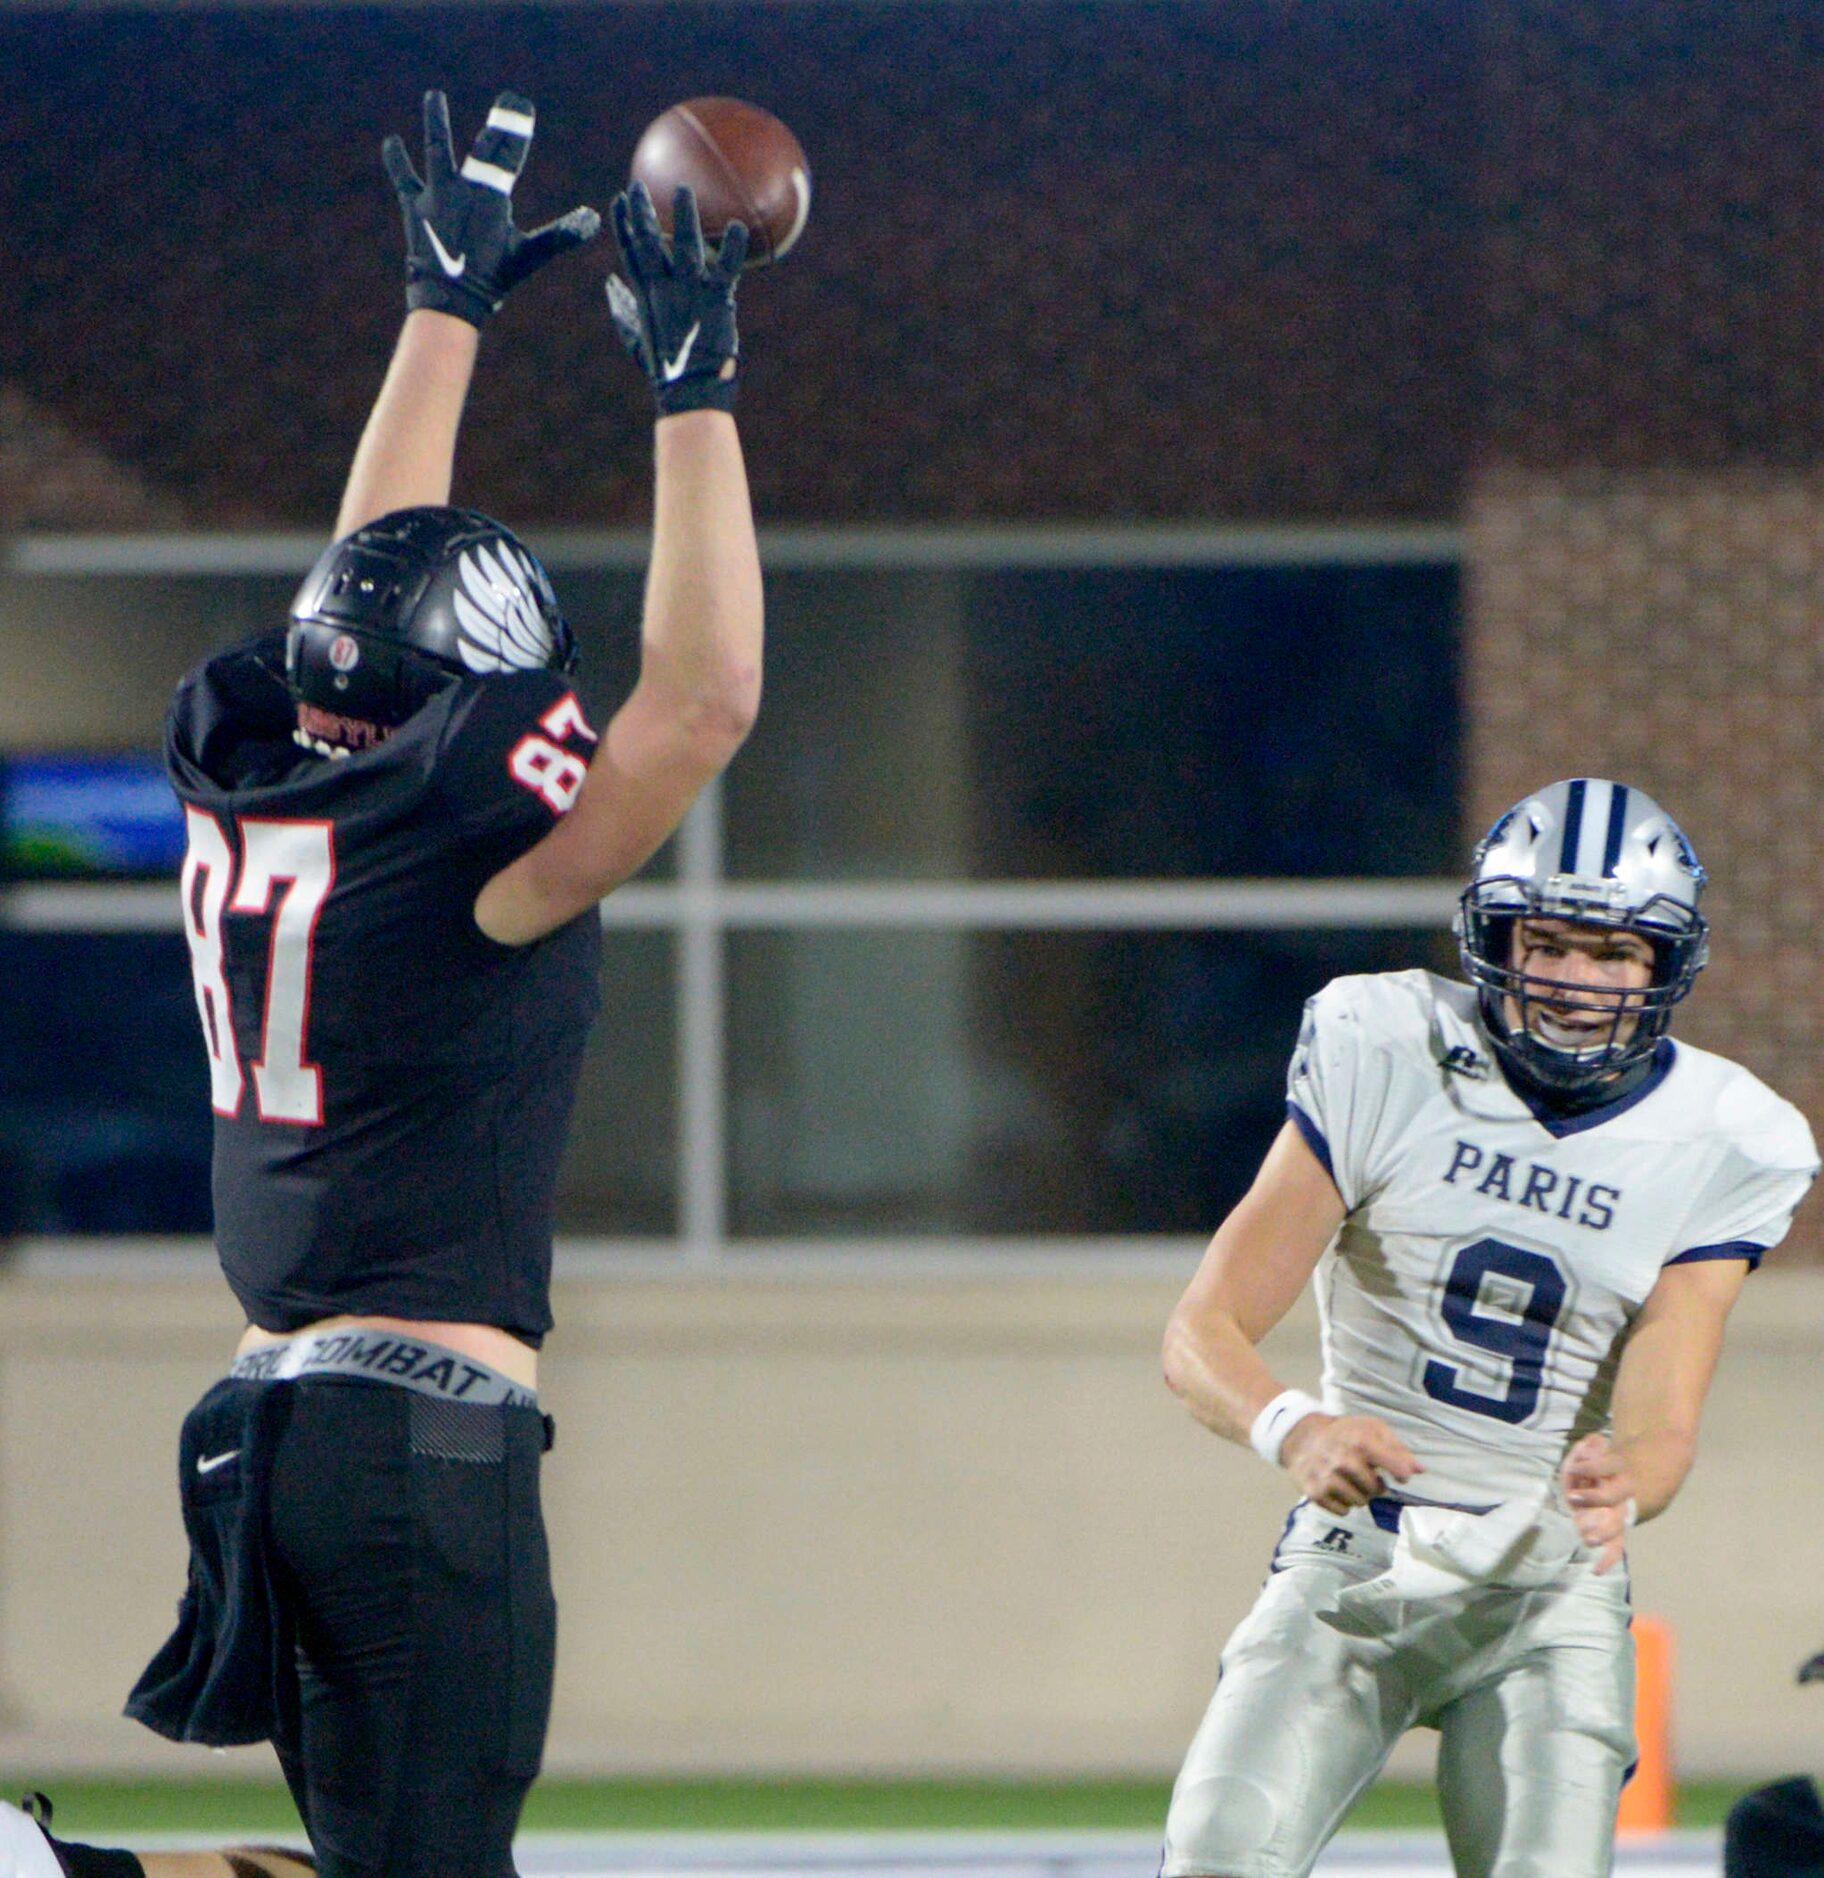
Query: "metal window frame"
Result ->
[[0, 832, 1460, 1263], [2, 521, 1462, 1265]]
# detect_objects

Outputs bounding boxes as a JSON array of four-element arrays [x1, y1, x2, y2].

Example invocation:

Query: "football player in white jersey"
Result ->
[[1158, 777, 1818, 1878]]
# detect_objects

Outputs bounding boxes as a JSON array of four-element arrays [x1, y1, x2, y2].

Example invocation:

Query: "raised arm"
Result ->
[[336, 89, 599, 538], [335, 311, 479, 537], [1561, 1254, 1749, 1572], [474, 185, 762, 945], [1163, 1119, 1421, 1512]]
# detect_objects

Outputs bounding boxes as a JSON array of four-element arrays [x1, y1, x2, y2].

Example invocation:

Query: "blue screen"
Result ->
[[2, 751, 187, 878]]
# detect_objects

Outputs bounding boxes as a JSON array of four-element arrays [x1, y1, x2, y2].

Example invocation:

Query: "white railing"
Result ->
[[3, 520, 1462, 577], [0, 871, 1460, 935]]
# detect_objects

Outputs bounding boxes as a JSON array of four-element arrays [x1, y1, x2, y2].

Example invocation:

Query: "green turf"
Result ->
[[20, 1776, 1749, 1838]]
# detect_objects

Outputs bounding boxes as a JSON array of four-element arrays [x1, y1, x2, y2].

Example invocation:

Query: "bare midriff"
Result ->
[[236, 1315, 538, 1391]]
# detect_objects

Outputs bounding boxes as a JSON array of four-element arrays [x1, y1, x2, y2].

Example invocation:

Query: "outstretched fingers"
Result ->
[[421, 89, 458, 186], [614, 182, 672, 277], [671, 187, 708, 269], [714, 219, 751, 279], [514, 204, 604, 277], [381, 132, 422, 202], [673, 191, 747, 279], [462, 90, 536, 195]]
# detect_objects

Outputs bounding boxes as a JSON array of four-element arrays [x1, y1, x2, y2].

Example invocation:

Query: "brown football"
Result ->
[[629, 96, 811, 267]]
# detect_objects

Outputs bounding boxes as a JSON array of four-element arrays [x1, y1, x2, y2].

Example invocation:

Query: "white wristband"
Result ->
[[1250, 1388, 1325, 1466]]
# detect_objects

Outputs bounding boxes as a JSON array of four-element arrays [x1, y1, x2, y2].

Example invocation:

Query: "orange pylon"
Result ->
[[1616, 1613, 1675, 1835]]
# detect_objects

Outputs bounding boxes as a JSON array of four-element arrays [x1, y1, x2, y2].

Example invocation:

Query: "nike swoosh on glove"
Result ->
[[606, 181, 747, 415]]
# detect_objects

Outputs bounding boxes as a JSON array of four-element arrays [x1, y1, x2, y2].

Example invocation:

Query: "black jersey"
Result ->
[[165, 632, 602, 1343]]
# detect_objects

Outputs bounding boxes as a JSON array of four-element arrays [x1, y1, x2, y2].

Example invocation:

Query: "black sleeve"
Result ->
[[425, 671, 601, 863]]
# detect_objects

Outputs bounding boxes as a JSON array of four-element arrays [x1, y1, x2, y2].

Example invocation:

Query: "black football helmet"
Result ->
[[1454, 777, 1709, 1094], [287, 507, 576, 732]]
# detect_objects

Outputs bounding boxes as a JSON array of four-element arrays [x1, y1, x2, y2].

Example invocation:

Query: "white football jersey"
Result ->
[[1287, 970, 1818, 1505]]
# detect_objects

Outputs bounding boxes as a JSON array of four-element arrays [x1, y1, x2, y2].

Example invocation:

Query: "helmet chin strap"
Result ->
[[1481, 992, 1659, 1115]]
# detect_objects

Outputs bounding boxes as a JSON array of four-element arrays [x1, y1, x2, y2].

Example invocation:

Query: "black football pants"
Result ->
[[266, 1378, 557, 1878]]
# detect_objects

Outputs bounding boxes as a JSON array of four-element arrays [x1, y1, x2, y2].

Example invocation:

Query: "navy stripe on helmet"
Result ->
[[1558, 778, 1587, 875], [1601, 782, 1630, 877]]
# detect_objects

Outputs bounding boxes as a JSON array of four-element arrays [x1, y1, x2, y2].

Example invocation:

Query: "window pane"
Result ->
[[726, 564, 1459, 880], [554, 932, 677, 1237], [0, 571, 301, 757], [0, 926, 676, 1240], [0, 566, 674, 880], [540, 569, 679, 880], [727, 925, 1458, 1237], [0, 931, 212, 1233]]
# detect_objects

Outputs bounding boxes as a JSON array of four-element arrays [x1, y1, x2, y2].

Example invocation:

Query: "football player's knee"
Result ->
[[1162, 1772, 1280, 1875]]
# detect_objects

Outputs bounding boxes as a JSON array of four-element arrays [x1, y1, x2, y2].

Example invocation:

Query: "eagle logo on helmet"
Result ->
[[452, 541, 564, 674]]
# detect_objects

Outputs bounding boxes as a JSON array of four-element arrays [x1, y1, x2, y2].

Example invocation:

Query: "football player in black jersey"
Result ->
[[3, 90, 762, 1878]]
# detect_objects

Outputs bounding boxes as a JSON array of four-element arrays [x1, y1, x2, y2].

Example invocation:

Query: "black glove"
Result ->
[[382, 90, 600, 327], [606, 182, 748, 415]]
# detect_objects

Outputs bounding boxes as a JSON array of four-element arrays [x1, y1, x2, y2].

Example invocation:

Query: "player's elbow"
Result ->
[[1160, 1309, 1204, 1405], [693, 663, 763, 760], [661, 661, 763, 772]]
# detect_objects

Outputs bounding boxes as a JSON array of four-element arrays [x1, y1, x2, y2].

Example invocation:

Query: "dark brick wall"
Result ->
[[1467, 3, 1824, 1259], [0, 2, 1477, 525], [10, 4, 1824, 523], [1465, 467, 1824, 1201], [1477, 0, 1824, 469]]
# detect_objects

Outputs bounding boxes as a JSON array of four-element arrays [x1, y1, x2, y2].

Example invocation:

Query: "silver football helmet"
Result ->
[[1455, 778, 1709, 1092]]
